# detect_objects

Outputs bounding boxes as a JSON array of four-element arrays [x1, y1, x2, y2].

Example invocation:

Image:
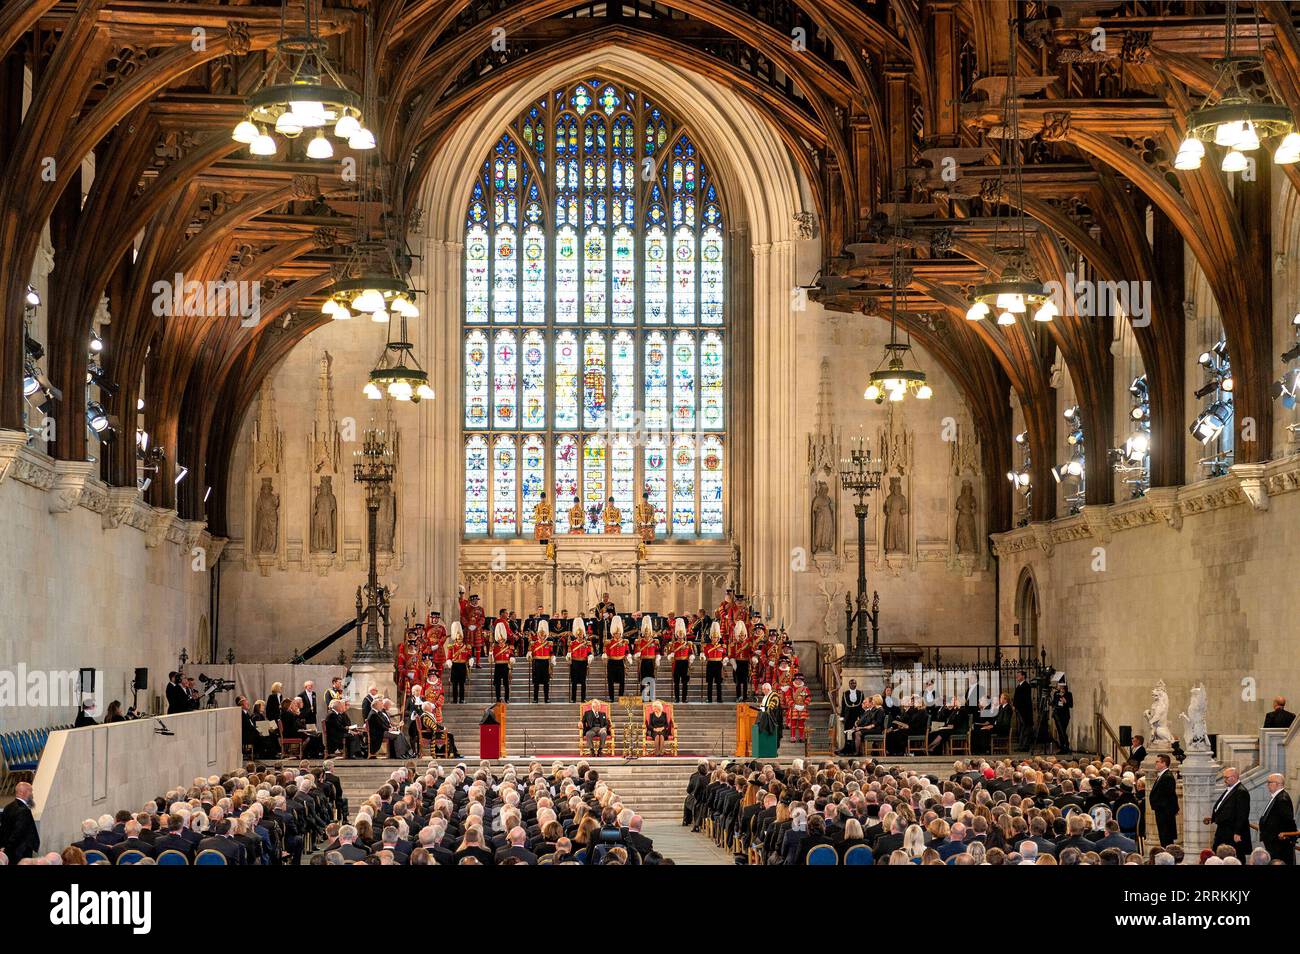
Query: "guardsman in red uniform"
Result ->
[[716, 588, 738, 644], [459, 591, 486, 663], [605, 622, 630, 699], [667, 618, 694, 704], [425, 609, 447, 644], [491, 622, 513, 703], [448, 629, 474, 705], [634, 616, 660, 689], [529, 629, 554, 703], [731, 620, 753, 702], [777, 663, 795, 727], [396, 632, 420, 697], [789, 674, 812, 742], [703, 624, 728, 703], [568, 630, 593, 703]]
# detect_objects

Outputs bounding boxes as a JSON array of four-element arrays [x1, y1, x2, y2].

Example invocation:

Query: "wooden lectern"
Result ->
[[735, 703, 758, 757], [493, 702, 507, 756]]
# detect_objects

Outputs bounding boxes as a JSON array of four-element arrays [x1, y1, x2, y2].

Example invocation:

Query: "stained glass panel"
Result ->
[[493, 435, 517, 532], [522, 224, 545, 324], [644, 436, 668, 533], [554, 331, 579, 428], [493, 225, 517, 323], [464, 436, 489, 534], [701, 225, 723, 325], [611, 225, 634, 324], [465, 223, 489, 324], [582, 331, 606, 429], [582, 435, 606, 532], [672, 331, 696, 430], [611, 436, 636, 532], [465, 330, 489, 428], [521, 329, 546, 428], [521, 436, 545, 534], [671, 226, 694, 325], [492, 330, 518, 427], [701, 331, 723, 430], [701, 436, 723, 534], [611, 331, 636, 431], [555, 226, 578, 323], [583, 228, 606, 323], [554, 434, 579, 532], [644, 226, 667, 325], [645, 332, 668, 430], [671, 435, 696, 534]]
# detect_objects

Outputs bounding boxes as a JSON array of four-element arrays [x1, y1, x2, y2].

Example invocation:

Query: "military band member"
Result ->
[[667, 617, 694, 704], [634, 491, 656, 544], [568, 628, 593, 703], [533, 491, 554, 543], [731, 620, 753, 702], [568, 495, 586, 534], [602, 495, 622, 533], [529, 627, 554, 703], [459, 589, 487, 664], [324, 675, 346, 712], [448, 624, 473, 705], [491, 623, 513, 703], [788, 674, 812, 742], [703, 623, 728, 703], [635, 615, 660, 685], [605, 620, 630, 699]]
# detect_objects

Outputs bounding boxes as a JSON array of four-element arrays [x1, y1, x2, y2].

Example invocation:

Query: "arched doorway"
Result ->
[[1014, 568, 1040, 660]]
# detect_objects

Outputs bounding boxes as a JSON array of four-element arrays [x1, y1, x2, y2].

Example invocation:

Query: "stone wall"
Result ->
[[0, 434, 216, 731], [992, 457, 1300, 744]]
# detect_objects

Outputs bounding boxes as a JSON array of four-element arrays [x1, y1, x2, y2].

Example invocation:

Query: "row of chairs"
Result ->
[[851, 717, 1012, 758], [806, 844, 873, 865], [1, 724, 73, 793], [82, 848, 229, 865]]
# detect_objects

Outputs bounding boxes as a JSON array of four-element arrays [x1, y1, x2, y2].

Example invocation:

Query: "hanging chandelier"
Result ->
[[966, 18, 1056, 326], [863, 222, 932, 403], [232, 0, 373, 158], [364, 310, 434, 403], [321, 240, 419, 322], [1175, 3, 1298, 171]]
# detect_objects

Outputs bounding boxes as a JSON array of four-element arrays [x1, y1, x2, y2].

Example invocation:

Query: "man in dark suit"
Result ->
[[335, 824, 370, 862], [165, 671, 188, 714], [1128, 734, 1147, 768], [153, 815, 195, 861], [1205, 766, 1252, 861], [838, 679, 865, 753], [495, 827, 539, 864], [581, 700, 612, 756], [298, 681, 318, 726], [1258, 773, 1296, 865], [1149, 754, 1179, 848], [197, 819, 246, 864], [0, 781, 39, 862], [1093, 819, 1139, 853], [324, 699, 352, 757], [626, 814, 654, 859], [1264, 696, 1296, 729], [1012, 671, 1033, 749], [108, 820, 154, 862]]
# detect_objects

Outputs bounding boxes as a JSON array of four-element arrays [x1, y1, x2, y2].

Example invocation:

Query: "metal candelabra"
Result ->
[[839, 437, 883, 663], [352, 425, 395, 662]]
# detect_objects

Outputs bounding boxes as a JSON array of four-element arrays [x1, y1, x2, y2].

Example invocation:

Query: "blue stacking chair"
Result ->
[[116, 850, 145, 865], [573, 849, 587, 864], [1116, 803, 1142, 848], [195, 849, 228, 865], [806, 844, 838, 865], [156, 850, 189, 866], [83, 849, 109, 865], [843, 844, 873, 866]]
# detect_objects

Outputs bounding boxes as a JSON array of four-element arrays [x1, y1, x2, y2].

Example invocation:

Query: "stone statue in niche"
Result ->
[[254, 477, 279, 554], [811, 480, 835, 554], [310, 475, 337, 553], [376, 484, 396, 552], [1180, 683, 1211, 753], [882, 476, 909, 553], [954, 480, 979, 554]]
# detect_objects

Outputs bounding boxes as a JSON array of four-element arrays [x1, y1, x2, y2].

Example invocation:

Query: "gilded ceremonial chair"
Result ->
[[641, 701, 678, 756], [843, 844, 873, 866], [155, 849, 189, 865], [806, 844, 838, 865], [577, 701, 615, 756], [115, 850, 146, 865], [278, 719, 304, 759], [83, 849, 109, 865], [195, 849, 228, 865]]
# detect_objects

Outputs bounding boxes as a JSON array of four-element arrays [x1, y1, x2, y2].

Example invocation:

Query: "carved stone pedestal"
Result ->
[[1177, 749, 1221, 862], [349, 661, 396, 707]]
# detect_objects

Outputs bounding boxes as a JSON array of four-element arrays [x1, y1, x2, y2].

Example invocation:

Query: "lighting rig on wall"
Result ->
[[1190, 337, 1234, 476], [1174, 2, 1299, 173], [965, 19, 1057, 327], [1272, 316, 1300, 438], [1007, 430, 1032, 526], [231, 0, 373, 159], [1052, 405, 1085, 514], [1111, 375, 1151, 497], [20, 287, 60, 442]]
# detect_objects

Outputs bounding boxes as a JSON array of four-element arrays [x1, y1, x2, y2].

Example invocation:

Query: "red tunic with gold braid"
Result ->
[[530, 638, 553, 659], [789, 684, 812, 737], [491, 643, 512, 665], [605, 637, 629, 660], [704, 642, 727, 663], [460, 597, 486, 657], [570, 639, 592, 662]]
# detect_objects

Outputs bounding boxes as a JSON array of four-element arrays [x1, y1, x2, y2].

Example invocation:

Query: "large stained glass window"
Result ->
[[463, 79, 727, 537]]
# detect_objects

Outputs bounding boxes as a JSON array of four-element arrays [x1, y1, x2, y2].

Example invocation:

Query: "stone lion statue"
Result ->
[[1180, 683, 1210, 753], [1144, 680, 1176, 744]]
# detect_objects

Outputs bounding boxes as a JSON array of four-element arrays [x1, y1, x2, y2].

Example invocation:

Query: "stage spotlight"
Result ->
[[174, 465, 189, 485], [89, 333, 104, 354], [24, 334, 44, 361], [1283, 342, 1300, 363], [25, 286, 40, 307], [1014, 430, 1028, 445], [1194, 380, 1220, 399], [86, 402, 110, 433]]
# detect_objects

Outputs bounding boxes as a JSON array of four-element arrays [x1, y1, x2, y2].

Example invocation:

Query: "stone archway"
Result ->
[[1014, 566, 1040, 658]]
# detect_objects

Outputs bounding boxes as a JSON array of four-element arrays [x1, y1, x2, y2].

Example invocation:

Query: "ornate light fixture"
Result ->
[[966, 19, 1056, 326], [363, 310, 434, 403], [863, 223, 932, 402], [321, 240, 418, 322], [232, 0, 373, 158], [1174, 3, 1298, 171]]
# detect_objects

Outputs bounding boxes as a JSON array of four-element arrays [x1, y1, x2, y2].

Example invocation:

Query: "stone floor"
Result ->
[[641, 817, 736, 865]]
